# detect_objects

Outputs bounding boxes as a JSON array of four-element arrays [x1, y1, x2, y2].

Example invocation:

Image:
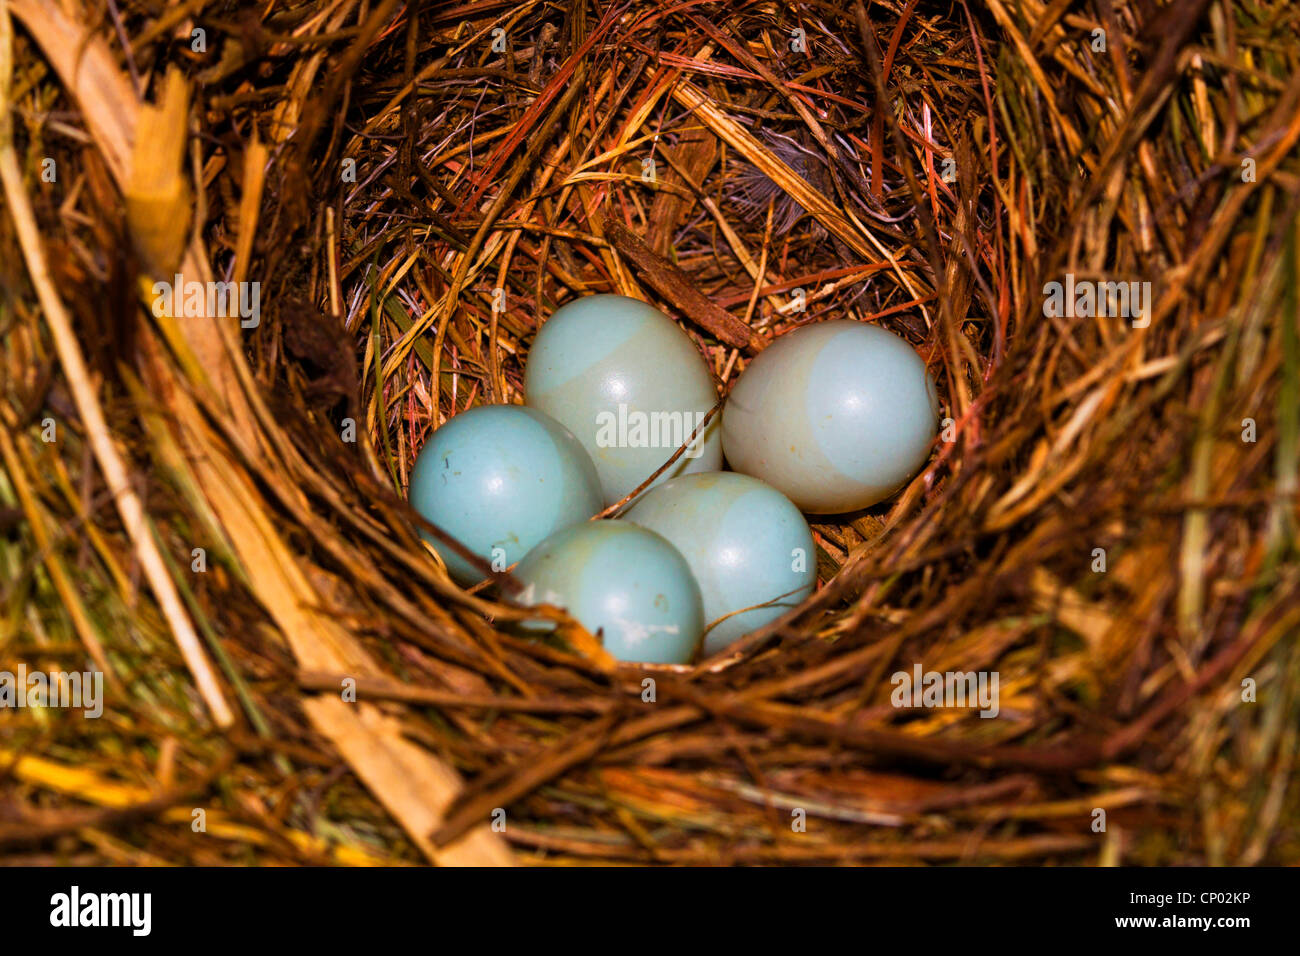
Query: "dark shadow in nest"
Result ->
[[276, 296, 360, 425]]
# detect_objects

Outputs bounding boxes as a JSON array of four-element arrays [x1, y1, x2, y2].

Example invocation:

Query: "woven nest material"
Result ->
[[0, 0, 1297, 866]]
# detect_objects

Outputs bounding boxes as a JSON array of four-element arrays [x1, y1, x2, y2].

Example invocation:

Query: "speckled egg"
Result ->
[[721, 321, 940, 513], [524, 294, 723, 506], [408, 405, 602, 585], [512, 521, 704, 664], [621, 472, 816, 656]]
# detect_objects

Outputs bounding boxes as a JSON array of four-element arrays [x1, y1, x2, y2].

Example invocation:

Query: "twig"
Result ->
[[603, 216, 761, 350]]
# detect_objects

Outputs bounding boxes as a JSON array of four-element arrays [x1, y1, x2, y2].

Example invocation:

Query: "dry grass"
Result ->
[[0, 0, 1297, 865]]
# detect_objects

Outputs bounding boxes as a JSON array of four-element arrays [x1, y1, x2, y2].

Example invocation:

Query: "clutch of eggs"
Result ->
[[408, 297, 939, 664]]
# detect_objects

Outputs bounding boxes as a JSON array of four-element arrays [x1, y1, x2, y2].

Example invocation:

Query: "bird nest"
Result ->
[[0, 0, 1296, 865]]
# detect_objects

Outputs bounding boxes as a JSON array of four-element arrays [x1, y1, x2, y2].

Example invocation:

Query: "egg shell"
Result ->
[[524, 294, 723, 506], [512, 521, 704, 664], [408, 404, 602, 585], [620, 472, 816, 656], [721, 321, 940, 513]]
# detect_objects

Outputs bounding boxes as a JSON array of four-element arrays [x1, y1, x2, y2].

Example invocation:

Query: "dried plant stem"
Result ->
[[0, 0, 234, 728]]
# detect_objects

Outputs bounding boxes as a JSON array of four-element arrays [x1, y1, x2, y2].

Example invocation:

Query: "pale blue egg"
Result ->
[[621, 472, 815, 655], [512, 521, 704, 664], [722, 321, 940, 513], [524, 294, 723, 506], [408, 405, 602, 585]]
